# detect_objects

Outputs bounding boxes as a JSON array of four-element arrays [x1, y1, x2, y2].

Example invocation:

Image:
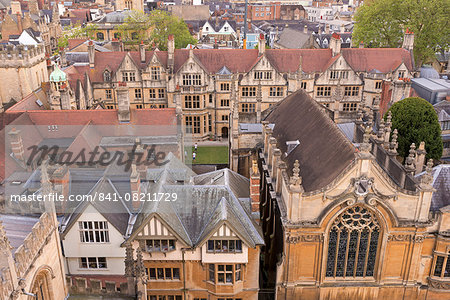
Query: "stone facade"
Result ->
[[54, 34, 415, 141], [256, 91, 450, 299], [0, 44, 48, 105]]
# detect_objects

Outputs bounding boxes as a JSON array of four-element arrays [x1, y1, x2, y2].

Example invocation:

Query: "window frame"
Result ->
[[78, 221, 109, 243], [79, 257, 107, 269]]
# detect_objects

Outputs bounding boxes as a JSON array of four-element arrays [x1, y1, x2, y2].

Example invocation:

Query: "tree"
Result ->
[[117, 10, 196, 50], [57, 23, 98, 51], [117, 10, 152, 43], [353, 0, 449, 65], [385, 97, 443, 160]]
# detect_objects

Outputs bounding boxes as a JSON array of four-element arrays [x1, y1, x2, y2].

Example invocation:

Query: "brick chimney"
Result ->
[[330, 32, 341, 57], [167, 34, 175, 72], [139, 40, 145, 63], [130, 163, 141, 212], [250, 160, 260, 219], [8, 128, 25, 163], [111, 38, 123, 51], [88, 40, 95, 68], [117, 84, 130, 122], [258, 33, 265, 56]]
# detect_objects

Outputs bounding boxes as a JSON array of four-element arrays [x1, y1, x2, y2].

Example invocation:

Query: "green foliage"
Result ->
[[147, 10, 196, 50], [117, 10, 196, 49], [117, 10, 152, 43], [385, 97, 443, 160], [57, 23, 98, 52], [353, 0, 450, 65]]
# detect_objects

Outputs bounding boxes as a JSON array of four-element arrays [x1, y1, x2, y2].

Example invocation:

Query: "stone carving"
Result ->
[[286, 234, 323, 244], [428, 277, 450, 290], [387, 234, 412, 242], [353, 175, 374, 196]]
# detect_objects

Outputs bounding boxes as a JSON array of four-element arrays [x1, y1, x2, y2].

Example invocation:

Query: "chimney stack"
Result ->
[[111, 38, 123, 51], [325, 24, 330, 34], [330, 33, 341, 56], [88, 40, 95, 68], [250, 160, 260, 221], [303, 25, 308, 34], [117, 84, 130, 122], [258, 33, 265, 56], [139, 41, 145, 63], [60, 84, 71, 110], [10, 1, 21, 15], [359, 41, 364, 48], [130, 163, 141, 212], [402, 28, 414, 51], [16, 13, 23, 33], [8, 128, 25, 163], [167, 34, 175, 72]]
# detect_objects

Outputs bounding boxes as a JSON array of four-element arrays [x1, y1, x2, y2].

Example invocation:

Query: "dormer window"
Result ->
[[145, 239, 176, 252], [207, 239, 242, 253], [104, 70, 111, 81]]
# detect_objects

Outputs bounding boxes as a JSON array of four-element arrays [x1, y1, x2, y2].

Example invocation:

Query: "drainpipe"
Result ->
[[181, 248, 190, 299]]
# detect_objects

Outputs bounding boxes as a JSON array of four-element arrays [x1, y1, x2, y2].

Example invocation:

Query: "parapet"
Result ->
[[0, 44, 46, 67]]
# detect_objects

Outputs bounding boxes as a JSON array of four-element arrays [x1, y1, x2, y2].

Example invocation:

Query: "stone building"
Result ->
[[255, 89, 449, 299], [115, 0, 143, 12], [0, 164, 67, 299], [51, 32, 415, 140], [0, 44, 48, 106], [1, 1, 62, 54]]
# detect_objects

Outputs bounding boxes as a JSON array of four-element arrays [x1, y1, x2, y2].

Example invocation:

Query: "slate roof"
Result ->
[[264, 89, 356, 192], [132, 153, 263, 248], [276, 28, 315, 49], [0, 214, 40, 252], [434, 101, 450, 122], [416, 165, 450, 211]]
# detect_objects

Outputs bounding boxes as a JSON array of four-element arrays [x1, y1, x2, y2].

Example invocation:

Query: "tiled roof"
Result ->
[[73, 47, 414, 83], [341, 48, 413, 73]]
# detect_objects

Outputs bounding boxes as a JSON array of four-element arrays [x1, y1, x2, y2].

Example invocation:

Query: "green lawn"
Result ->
[[186, 146, 229, 164]]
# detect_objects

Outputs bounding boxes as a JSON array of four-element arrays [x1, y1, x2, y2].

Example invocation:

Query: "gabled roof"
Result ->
[[131, 155, 263, 248], [264, 89, 356, 192]]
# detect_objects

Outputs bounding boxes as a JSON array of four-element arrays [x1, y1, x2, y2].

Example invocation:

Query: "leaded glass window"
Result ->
[[326, 206, 380, 278]]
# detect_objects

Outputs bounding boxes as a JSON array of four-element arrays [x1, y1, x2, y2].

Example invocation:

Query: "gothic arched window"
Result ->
[[326, 206, 381, 278]]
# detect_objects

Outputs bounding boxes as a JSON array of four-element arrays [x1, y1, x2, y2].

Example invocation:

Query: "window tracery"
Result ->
[[326, 206, 380, 278]]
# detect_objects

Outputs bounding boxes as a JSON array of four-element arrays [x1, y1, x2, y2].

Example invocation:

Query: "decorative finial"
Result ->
[[386, 111, 392, 126], [0, 221, 12, 251], [251, 159, 259, 176], [421, 159, 434, 186], [389, 129, 398, 154], [360, 126, 372, 153], [377, 118, 385, 142], [404, 143, 416, 170], [290, 160, 302, 186], [124, 242, 135, 277], [135, 247, 146, 283]]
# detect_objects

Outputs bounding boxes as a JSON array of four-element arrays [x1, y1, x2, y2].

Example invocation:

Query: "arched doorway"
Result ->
[[221, 127, 228, 138], [30, 268, 54, 300]]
